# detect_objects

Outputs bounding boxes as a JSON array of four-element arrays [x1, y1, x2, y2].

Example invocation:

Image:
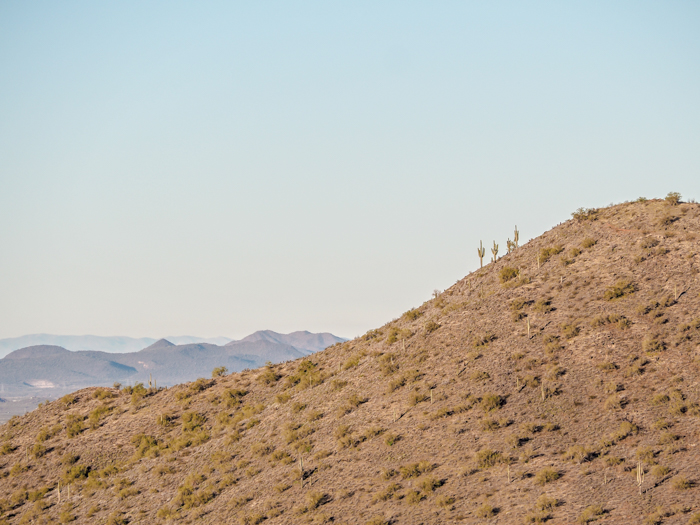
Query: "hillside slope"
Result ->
[[1, 198, 699, 525]]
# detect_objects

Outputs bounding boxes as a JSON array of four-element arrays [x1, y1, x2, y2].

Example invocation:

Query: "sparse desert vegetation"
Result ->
[[1, 199, 700, 524]]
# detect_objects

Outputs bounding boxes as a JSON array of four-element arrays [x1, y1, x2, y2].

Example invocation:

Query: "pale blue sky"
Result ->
[[1, 1, 698, 340]]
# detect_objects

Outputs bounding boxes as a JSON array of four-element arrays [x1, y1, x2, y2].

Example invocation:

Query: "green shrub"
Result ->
[[212, 366, 228, 378], [665, 192, 681, 205]]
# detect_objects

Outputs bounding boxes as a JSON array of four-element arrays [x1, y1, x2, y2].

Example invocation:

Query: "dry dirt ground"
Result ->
[[1, 198, 700, 525]]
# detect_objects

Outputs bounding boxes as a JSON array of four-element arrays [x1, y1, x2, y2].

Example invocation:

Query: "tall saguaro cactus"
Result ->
[[477, 241, 485, 268], [514, 226, 520, 249], [491, 241, 499, 262]]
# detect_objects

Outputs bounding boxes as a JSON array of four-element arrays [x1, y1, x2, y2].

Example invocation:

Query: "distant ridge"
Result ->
[[0, 331, 347, 396]]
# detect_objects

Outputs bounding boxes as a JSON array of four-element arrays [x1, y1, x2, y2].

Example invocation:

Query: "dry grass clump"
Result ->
[[476, 503, 496, 518], [534, 467, 560, 486], [578, 504, 605, 523], [672, 476, 692, 490], [539, 245, 564, 264], [604, 279, 635, 300], [475, 449, 503, 469]]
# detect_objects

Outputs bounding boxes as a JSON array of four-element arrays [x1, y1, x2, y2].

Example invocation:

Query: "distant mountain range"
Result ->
[[0, 334, 236, 358], [0, 331, 345, 397]]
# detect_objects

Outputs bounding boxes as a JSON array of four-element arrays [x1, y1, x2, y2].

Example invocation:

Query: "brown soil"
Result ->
[[1, 198, 700, 525]]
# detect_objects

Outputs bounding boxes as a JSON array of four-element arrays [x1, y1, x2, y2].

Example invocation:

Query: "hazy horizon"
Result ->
[[1, 2, 698, 340]]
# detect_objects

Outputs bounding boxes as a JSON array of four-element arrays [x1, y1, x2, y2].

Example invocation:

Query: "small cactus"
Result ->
[[491, 241, 499, 262]]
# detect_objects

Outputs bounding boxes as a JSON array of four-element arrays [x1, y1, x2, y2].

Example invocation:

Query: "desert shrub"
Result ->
[[578, 505, 604, 523], [535, 495, 558, 511], [424, 321, 440, 334], [572, 207, 598, 221], [365, 517, 389, 525], [610, 421, 638, 443], [182, 412, 206, 432], [384, 432, 399, 446], [636, 446, 656, 464], [63, 464, 89, 483], [435, 494, 456, 507], [564, 445, 593, 464], [93, 388, 115, 400], [405, 489, 424, 504], [475, 449, 502, 469], [534, 298, 553, 313], [342, 354, 361, 370], [285, 359, 323, 389], [60, 395, 77, 407], [582, 237, 597, 248], [473, 332, 496, 348], [212, 366, 228, 378], [499, 266, 519, 284], [222, 388, 247, 408], [480, 418, 499, 431], [419, 476, 442, 493], [130, 382, 149, 404], [604, 280, 635, 300], [642, 335, 665, 353], [0, 443, 16, 455], [403, 308, 422, 321], [399, 461, 433, 479], [257, 364, 280, 385], [88, 404, 111, 429], [471, 370, 490, 381], [538, 245, 564, 264], [408, 391, 429, 406], [66, 415, 84, 438], [30, 444, 46, 459], [479, 393, 504, 412], [687, 514, 700, 525], [386, 327, 413, 344], [371, 483, 401, 503], [561, 323, 580, 339], [378, 353, 399, 376], [534, 467, 560, 486], [672, 476, 691, 490], [665, 192, 681, 205], [604, 395, 622, 411], [651, 465, 670, 477], [476, 504, 495, 518]]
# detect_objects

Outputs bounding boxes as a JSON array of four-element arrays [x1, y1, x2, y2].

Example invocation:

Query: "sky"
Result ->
[[0, 1, 698, 340]]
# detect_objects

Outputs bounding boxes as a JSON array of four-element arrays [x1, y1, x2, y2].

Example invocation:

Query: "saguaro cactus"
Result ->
[[514, 226, 520, 249], [491, 241, 499, 262], [477, 241, 485, 268]]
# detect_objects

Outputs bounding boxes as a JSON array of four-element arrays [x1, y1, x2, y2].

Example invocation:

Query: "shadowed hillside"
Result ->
[[1, 197, 699, 524]]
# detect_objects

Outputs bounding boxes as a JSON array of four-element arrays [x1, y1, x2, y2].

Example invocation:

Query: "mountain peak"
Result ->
[[143, 338, 175, 350]]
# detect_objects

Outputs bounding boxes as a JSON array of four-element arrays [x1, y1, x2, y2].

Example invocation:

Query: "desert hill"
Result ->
[[0, 332, 346, 398], [1, 197, 699, 524]]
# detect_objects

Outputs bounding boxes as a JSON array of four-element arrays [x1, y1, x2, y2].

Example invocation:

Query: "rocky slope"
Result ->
[[1, 197, 699, 525]]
